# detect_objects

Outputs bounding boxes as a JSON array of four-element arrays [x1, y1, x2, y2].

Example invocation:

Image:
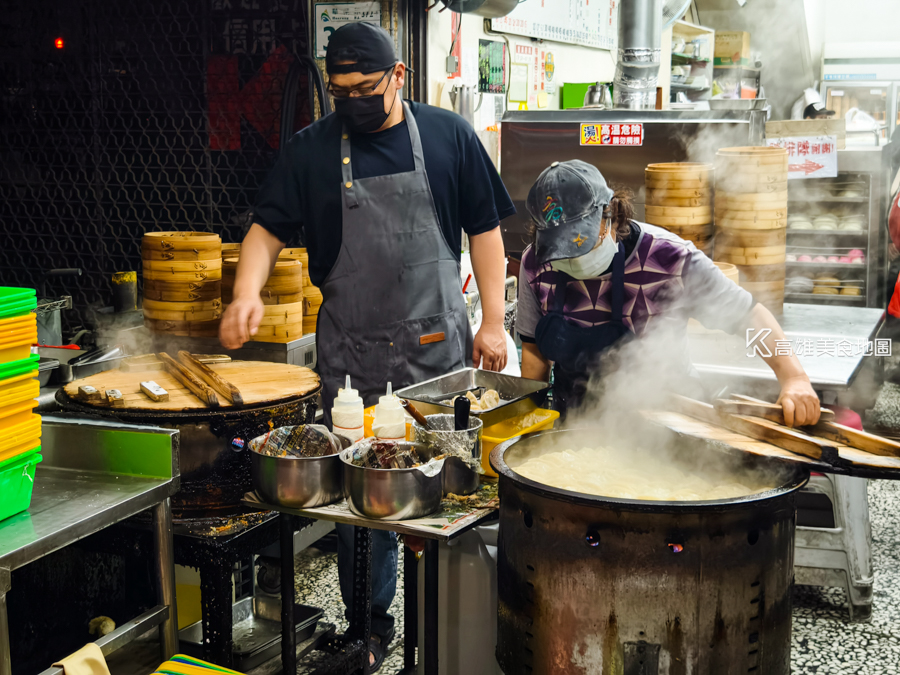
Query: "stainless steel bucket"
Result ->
[[250, 449, 343, 509], [340, 443, 443, 520], [410, 414, 483, 495]]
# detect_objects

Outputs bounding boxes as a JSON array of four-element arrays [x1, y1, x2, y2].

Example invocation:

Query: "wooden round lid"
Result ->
[[62, 359, 320, 412]]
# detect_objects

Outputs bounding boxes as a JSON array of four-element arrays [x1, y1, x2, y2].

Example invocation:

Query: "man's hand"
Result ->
[[473, 322, 508, 372], [219, 295, 265, 349], [777, 375, 821, 427]]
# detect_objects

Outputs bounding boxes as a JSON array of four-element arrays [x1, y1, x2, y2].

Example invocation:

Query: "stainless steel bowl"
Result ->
[[250, 450, 344, 509], [340, 443, 443, 520], [411, 414, 483, 496]]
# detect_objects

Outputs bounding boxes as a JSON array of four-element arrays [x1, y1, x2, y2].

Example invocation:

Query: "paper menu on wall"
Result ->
[[491, 0, 617, 51]]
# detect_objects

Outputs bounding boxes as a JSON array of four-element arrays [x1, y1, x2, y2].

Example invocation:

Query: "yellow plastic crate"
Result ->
[[481, 407, 560, 476]]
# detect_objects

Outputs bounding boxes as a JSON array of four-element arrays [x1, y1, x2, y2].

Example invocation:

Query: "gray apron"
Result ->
[[317, 102, 473, 414]]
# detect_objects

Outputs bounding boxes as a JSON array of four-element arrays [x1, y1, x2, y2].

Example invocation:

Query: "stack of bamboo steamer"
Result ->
[[222, 253, 305, 342], [714, 147, 788, 314], [142, 232, 222, 337], [284, 248, 322, 335], [644, 163, 714, 256]]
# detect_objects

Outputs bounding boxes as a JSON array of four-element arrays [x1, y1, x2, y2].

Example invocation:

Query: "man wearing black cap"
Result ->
[[219, 21, 514, 670]]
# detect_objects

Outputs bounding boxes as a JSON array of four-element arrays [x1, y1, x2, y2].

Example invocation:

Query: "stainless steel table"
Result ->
[[687, 304, 885, 390], [0, 417, 180, 675], [243, 486, 500, 675]]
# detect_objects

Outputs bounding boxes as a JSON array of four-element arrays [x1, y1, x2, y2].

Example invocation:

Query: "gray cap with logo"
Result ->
[[526, 159, 615, 266]]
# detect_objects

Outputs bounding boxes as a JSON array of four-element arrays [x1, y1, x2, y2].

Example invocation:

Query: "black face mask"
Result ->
[[333, 75, 397, 133]]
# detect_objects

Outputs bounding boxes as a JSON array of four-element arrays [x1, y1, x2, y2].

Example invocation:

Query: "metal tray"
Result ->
[[395, 368, 550, 428], [179, 595, 322, 670]]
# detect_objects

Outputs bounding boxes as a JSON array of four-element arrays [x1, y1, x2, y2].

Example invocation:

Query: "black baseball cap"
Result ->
[[526, 160, 615, 266], [804, 102, 835, 119], [326, 22, 397, 75]]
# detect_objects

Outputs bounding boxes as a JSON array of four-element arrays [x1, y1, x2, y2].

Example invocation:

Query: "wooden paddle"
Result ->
[[177, 350, 244, 405]]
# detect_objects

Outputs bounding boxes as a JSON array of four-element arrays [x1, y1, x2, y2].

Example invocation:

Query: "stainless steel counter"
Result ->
[[0, 417, 180, 674], [688, 303, 885, 389]]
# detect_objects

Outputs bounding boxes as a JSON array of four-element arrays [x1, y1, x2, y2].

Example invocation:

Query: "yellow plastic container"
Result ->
[[0, 400, 39, 432], [0, 438, 40, 464], [0, 375, 39, 408], [481, 407, 560, 476], [0, 414, 41, 455]]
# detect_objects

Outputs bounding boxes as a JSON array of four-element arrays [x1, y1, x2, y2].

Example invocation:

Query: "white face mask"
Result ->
[[550, 230, 618, 279]]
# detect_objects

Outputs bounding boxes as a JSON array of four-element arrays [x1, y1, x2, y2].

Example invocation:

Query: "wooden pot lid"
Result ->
[[62, 359, 320, 411]]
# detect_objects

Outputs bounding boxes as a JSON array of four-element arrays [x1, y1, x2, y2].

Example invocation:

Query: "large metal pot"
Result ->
[[57, 390, 319, 518], [491, 428, 808, 675]]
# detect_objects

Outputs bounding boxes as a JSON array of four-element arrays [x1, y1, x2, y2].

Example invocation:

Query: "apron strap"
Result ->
[[339, 126, 359, 210], [340, 102, 420, 212], [610, 242, 625, 323], [552, 271, 570, 314], [403, 102, 427, 174]]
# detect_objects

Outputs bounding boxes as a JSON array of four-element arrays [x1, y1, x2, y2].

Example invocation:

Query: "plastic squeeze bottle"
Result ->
[[332, 375, 365, 443], [372, 382, 406, 442]]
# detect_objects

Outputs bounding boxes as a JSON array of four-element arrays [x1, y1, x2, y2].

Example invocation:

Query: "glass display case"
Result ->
[[785, 150, 887, 308], [821, 82, 897, 146]]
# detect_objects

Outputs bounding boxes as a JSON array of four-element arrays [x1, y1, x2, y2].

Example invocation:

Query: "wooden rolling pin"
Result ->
[[177, 350, 244, 405], [158, 352, 219, 407]]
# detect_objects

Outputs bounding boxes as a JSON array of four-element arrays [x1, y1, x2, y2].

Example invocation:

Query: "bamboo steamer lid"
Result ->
[[646, 162, 713, 175], [716, 252, 786, 266], [142, 246, 222, 262], [645, 187, 712, 199], [645, 214, 713, 227], [645, 205, 713, 219], [143, 231, 221, 248], [143, 318, 221, 337], [717, 229, 786, 247], [143, 268, 222, 282], [260, 291, 305, 305], [257, 301, 304, 326], [646, 195, 712, 208], [738, 264, 786, 282], [143, 298, 222, 312], [646, 177, 710, 189], [143, 259, 223, 273], [143, 281, 221, 303], [714, 262, 739, 284], [716, 217, 787, 231], [142, 307, 223, 322]]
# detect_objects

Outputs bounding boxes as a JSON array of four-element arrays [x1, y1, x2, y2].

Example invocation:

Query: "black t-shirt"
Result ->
[[254, 101, 516, 287]]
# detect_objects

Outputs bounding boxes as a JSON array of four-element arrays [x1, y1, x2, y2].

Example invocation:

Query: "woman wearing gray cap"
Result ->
[[219, 21, 514, 671], [516, 160, 820, 427]]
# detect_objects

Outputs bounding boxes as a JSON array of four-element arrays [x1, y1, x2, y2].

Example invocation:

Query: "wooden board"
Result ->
[[62, 359, 320, 411], [644, 410, 900, 477], [670, 395, 843, 464]]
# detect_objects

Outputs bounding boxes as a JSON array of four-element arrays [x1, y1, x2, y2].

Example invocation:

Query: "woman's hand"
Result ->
[[777, 375, 821, 427]]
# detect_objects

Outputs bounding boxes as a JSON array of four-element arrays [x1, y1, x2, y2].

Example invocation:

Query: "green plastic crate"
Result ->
[[0, 446, 41, 522], [0, 287, 37, 320], [0, 354, 40, 383]]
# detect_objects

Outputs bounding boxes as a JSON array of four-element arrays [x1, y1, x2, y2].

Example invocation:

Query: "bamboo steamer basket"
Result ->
[[142, 280, 221, 302], [221, 255, 304, 304], [142, 231, 223, 334], [714, 262, 739, 284], [144, 318, 221, 338], [644, 163, 714, 252], [142, 231, 221, 251], [714, 148, 787, 314]]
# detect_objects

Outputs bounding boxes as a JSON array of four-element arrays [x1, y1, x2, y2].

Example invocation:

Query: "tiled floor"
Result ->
[[290, 479, 900, 674]]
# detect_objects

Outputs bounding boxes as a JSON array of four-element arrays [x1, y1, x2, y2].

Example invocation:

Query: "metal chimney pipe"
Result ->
[[613, 0, 662, 109]]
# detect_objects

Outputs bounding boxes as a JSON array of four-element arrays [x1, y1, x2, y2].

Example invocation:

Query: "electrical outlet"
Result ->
[[446, 55, 459, 74]]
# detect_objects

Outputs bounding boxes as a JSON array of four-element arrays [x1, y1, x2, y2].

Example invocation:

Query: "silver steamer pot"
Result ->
[[490, 428, 808, 675], [56, 385, 320, 518]]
